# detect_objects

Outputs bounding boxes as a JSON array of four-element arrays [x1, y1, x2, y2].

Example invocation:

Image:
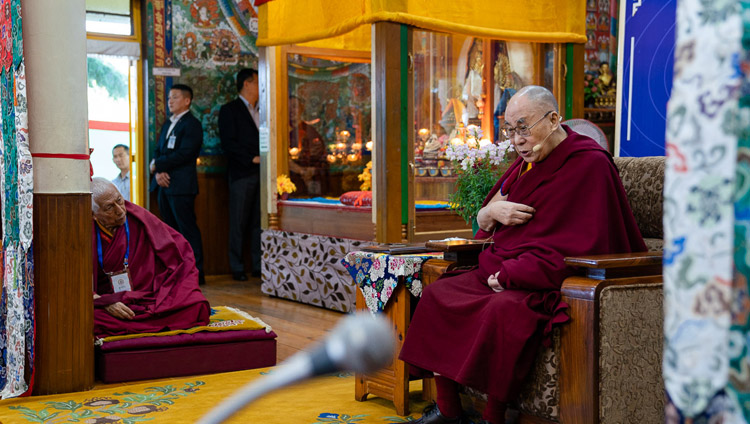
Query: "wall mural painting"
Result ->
[[585, 0, 617, 73], [146, 0, 259, 171]]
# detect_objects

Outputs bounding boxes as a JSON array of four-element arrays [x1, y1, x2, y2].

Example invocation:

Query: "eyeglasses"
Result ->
[[501, 110, 554, 139]]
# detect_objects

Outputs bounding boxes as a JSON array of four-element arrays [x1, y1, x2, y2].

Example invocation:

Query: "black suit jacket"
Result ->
[[150, 111, 203, 195], [218, 98, 260, 180]]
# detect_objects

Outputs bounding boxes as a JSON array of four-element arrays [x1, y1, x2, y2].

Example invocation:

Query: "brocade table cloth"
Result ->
[[342, 251, 442, 313]]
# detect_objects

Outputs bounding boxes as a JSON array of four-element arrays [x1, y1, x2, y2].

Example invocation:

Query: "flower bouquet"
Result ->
[[445, 138, 513, 229], [583, 72, 601, 107], [276, 174, 296, 200], [358, 161, 372, 191]]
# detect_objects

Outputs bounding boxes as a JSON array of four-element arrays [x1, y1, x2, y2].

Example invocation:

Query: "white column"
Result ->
[[23, 0, 89, 194], [22, 0, 94, 395]]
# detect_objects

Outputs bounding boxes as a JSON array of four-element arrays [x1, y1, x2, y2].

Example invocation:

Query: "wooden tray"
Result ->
[[360, 243, 437, 255]]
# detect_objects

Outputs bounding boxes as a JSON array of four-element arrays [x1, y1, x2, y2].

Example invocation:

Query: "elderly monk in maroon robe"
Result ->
[[399, 86, 646, 424], [91, 178, 210, 338]]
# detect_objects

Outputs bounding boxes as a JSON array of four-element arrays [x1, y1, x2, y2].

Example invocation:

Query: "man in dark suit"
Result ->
[[218, 69, 261, 281], [150, 83, 205, 285]]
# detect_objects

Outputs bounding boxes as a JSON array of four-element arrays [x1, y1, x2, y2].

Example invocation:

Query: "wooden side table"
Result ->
[[353, 260, 455, 415]]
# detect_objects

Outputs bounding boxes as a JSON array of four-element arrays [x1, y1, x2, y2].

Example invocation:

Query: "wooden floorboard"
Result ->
[[201, 274, 345, 364], [92, 274, 344, 390]]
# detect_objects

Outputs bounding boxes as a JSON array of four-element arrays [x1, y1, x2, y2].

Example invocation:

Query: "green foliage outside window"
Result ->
[[87, 57, 128, 100]]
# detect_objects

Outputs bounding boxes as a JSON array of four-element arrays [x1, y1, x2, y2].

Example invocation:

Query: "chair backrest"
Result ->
[[613, 156, 665, 251], [563, 119, 610, 152]]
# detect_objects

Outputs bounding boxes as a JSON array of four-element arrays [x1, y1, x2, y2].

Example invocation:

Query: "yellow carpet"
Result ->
[[0, 367, 430, 423]]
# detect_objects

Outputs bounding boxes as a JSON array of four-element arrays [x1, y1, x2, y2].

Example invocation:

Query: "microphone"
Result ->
[[532, 127, 557, 153], [198, 312, 395, 424]]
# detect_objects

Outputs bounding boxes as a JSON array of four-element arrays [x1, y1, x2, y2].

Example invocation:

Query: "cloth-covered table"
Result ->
[[342, 250, 443, 415], [341, 251, 442, 312]]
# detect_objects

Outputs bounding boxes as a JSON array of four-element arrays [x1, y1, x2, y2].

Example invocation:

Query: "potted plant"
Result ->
[[446, 134, 513, 235]]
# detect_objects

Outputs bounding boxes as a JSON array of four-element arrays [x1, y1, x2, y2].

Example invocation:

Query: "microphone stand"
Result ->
[[196, 354, 308, 424], [197, 312, 394, 424]]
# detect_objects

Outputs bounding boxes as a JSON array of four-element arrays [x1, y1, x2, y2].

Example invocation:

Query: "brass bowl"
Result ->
[[440, 167, 453, 177], [427, 168, 439, 177]]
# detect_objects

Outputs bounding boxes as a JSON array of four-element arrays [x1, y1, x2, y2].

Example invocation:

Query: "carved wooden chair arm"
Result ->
[[564, 251, 662, 280], [562, 252, 663, 302]]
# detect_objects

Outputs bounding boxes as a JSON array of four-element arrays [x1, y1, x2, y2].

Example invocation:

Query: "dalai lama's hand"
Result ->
[[105, 302, 135, 320], [155, 172, 171, 188], [477, 200, 536, 226], [478, 199, 535, 229], [487, 271, 505, 293]]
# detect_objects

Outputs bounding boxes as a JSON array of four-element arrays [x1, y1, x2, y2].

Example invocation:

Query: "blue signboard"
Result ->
[[616, 0, 676, 157]]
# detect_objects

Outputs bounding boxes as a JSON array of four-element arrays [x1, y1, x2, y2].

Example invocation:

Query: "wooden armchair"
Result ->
[[421, 156, 666, 424]]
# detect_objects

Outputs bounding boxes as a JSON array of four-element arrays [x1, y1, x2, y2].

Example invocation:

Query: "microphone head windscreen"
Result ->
[[327, 312, 395, 374]]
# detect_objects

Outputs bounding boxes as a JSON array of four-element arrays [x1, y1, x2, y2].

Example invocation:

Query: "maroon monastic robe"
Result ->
[[399, 126, 647, 402], [93, 201, 210, 337]]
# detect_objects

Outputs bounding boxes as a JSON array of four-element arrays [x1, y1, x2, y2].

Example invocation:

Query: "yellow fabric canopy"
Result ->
[[258, 0, 586, 50]]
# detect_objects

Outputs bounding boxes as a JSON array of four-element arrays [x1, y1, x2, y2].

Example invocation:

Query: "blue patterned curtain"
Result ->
[[664, 0, 750, 421], [0, 0, 34, 399]]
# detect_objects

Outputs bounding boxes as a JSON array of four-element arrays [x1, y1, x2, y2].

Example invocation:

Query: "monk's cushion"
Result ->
[[95, 306, 277, 383], [339, 191, 372, 207]]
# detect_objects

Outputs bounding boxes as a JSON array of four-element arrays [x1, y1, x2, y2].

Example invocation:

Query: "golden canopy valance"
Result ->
[[257, 0, 587, 51]]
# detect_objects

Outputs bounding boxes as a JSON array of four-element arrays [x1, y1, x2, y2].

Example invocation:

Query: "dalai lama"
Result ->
[[91, 178, 210, 338], [399, 86, 647, 424]]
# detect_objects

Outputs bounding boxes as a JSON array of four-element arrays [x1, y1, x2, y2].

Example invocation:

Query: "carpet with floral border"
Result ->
[[0, 367, 432, 423]]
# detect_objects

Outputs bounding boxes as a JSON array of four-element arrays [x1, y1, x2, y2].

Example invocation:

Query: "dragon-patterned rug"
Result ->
[[0, 367, 430, 423]]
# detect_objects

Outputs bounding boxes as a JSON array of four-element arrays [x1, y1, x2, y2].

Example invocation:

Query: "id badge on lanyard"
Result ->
[[108, 267, 132, 293], [97, 218, 131, 293]]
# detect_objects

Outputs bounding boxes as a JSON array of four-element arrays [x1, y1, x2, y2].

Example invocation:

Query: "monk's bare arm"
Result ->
[[476, 192, 535, 231]]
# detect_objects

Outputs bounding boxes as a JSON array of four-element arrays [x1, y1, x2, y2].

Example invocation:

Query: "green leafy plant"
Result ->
[[446, 140, 513, 226], [87, 57, 128, 100]]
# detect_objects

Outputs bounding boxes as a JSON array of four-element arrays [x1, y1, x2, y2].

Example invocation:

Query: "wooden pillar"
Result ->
[[259, 45, 281, 224], [565, 43, 585, 120], [372, 22, 407, 243], [22, 0, 94, 394]]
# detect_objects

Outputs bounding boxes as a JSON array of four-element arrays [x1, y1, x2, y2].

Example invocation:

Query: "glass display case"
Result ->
[[286, 53, 372, 199], [411, 30, 561, 203], [274, 33, 563, 241]]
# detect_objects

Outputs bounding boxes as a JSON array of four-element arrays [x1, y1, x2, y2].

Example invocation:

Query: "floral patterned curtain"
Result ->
[[730, 0, 750, 419], [0, 0, 34, 399], [664, 0, 750, 421]]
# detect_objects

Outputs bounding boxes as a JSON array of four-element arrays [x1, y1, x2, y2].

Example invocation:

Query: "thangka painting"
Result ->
[[146, 0, 258, 168], [0, 0, 34, 399], [584, 0, 617, 73], [663, 0, 750, 421]]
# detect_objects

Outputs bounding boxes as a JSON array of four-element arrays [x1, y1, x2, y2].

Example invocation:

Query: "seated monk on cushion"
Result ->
[[91, 178, 210, 338], [399, 86, 647, 424]]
